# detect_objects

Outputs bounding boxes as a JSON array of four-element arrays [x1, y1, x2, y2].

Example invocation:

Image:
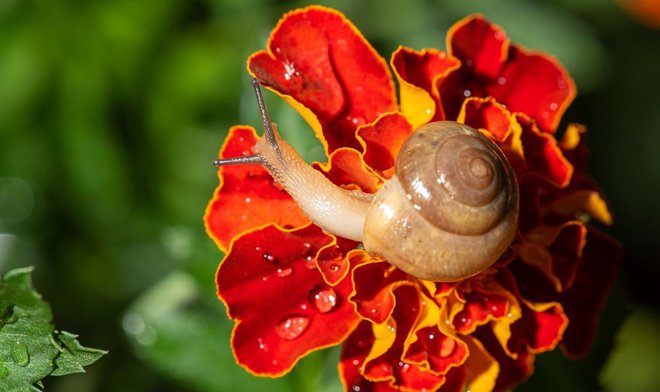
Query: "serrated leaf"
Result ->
[[0, 267, 58, 391], [50, 331, 108, 376], [0, 267, 106, 390]]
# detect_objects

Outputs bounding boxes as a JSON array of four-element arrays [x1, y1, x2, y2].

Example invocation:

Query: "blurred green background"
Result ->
[[1, 0, 659, 391]]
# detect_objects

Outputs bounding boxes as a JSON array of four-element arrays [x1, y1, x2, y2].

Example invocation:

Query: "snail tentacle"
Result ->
[[213, 78, 371, 241]]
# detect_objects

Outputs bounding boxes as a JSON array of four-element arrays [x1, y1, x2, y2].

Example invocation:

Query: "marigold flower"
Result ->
[[204, 6, 621, 391]]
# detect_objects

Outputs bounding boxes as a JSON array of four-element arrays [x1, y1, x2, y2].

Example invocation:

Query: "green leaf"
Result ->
[[0, 267, 106, 390], [50, 331, 108, 376]]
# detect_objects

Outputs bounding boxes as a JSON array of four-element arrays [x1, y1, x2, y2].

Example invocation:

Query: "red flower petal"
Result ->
[[476, 327, 534, 392], [517, 222, 587, 292], [452, 283, 512, 334], [559, 228, 622, 357], [217, 224, 360, 375], [313, 148, 381, 193], [404, 326, 469, 375], [458, 97, 514, 142], [248, 6, 396, 153], [447, 15, 509, 80], [316, 238, 362, 286], [518, 115, 573, 187], [487, 46, 576, 133], [204, 127, 309, 251], [362, 286, 448, 391], [339, 322, 398, 392], [356, 113, 414, 177], [350, 261, 412, 323], [391, 46, 460, 127]]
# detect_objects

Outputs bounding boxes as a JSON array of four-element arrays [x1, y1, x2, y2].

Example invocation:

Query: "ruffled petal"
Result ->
[[475, 328, 533, 392], [517, 221, 587, 292], [350, 260, 412, 323], [362, 286, 449, 391], [204, 127, 309, 251], [487, 46, 576, 133], [391, 46, 460, 127], [559, 228, 622, 357], [458, 97, 514, 142], [248, 6, 397, 153], [313, 148, 381, 193], [356, 113, 414, 178], [447, 15, 509, 80], [518, 115, 573, 187], [217, 224, 360, 376], [317, 240, 363, 286]]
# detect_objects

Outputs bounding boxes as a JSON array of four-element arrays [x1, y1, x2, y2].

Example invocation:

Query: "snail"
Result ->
[[213, 79, 519, 282]]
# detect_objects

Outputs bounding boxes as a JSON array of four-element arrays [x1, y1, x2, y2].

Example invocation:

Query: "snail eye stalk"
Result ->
[[212, 78, 281, 167]]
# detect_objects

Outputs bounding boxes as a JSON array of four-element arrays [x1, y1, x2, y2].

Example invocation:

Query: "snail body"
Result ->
[[214, 80, 519, 282]]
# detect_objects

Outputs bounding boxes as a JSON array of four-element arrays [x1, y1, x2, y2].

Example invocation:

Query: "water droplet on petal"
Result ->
[[275, 315, 310, 340], [352, 359, 360, 366], [0, 363, 8, 379], [12, 341, 29, 367], [262, 252, 278, 264], [352, 385, 362, 392], [550, 102, 558, 111], [257, 337, 268, 351], [309, 286, 338, 313], [463, 89, 472, 98], [276, 267, 293, 277], [497, 77, 507, 85], [329, 263, 340, 272], [304, 255, 316, 269]]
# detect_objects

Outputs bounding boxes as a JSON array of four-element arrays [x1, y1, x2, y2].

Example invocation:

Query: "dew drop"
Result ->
[[304, 255, 316, 269], [275, 315, 310, 340], [329, 263, 340, 272], [352, 385, 362, 392], [497, 77, 507, 85], [352, 359, 360, 366], [245, 197, 252, 203], [309, 286, 338, 313], [550, 102, 558, 110], [0, 363, 8, 379], [12, 341, 29, 367], [262, 252, 278, 264], [257, 337, 268, 351], [276, 267, 293, 277], [463, 89, 472, 98]]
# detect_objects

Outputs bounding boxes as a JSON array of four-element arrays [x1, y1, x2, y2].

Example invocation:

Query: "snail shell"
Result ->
[[362, 122, 518, 281], [214, 80, 519, 282]]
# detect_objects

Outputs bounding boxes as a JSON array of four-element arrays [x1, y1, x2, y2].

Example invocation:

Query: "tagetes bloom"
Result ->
[[205, 6, 621, 391]]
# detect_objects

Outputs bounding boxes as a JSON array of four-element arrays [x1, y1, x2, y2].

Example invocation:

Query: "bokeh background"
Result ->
[[1, 0, 660, 391]]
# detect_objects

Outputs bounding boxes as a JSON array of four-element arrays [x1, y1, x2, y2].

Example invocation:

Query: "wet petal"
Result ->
[[458, 97, 514, 142], [316, 238, 363, 286], [391, 46, 460, 127], [452, 280, 516, 335], [487, 46, 576, 133], [339, 321, 398, 392], [362, 286, 449, 391], [350, 261, 412, 323], [248, 6, 397, 153], [356, 113, 414, 177], [204, 126, 309, 251], [313, 148, 381, 193], [518, 115, 573, 187], [447, 15, 509, 80], [217, 224, 360, 375]]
